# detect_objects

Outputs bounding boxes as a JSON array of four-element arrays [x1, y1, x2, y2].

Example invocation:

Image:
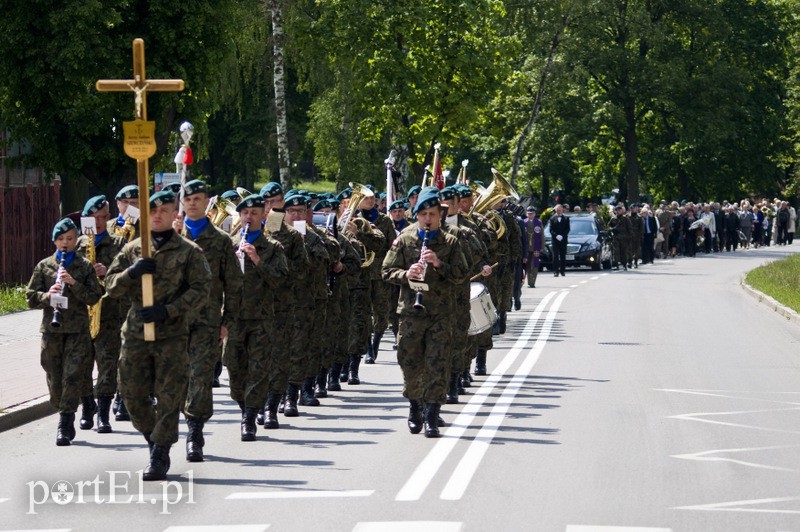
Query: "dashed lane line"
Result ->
[[353, 523, 462, 532], [163, 526, 270, 532], [226, 490, 373, 500]]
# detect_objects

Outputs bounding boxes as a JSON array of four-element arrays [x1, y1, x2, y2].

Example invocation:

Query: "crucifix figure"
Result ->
[[96, 38, 184, 341]]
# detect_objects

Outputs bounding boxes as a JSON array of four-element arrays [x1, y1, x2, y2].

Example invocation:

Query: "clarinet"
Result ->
[[413, 226, 431, 310], [50, 250, 67, 328], [236, 222, 251, 273]]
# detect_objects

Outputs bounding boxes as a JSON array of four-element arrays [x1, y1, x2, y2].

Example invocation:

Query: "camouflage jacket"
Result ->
[[26, 253, 103, 334], [105, 232, 211, 340], [349, 226, 383, 290], [609, 215, 632, 238], [231, 231, 288, 321], [503, 211, 523, 263], [268, 220, 310, 308], [304, 225, 333, 302], [107, 218, 140, 243], [365, 211, 393, 281], [382, 222, 469, 317], [629, 213, 643, 240], [76, 231, 126, 322], [182, 222, 243, 329]]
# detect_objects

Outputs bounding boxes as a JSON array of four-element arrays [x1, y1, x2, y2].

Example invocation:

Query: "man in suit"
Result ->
[[550, 204, 570, 277], [640, 207, 658, 264]]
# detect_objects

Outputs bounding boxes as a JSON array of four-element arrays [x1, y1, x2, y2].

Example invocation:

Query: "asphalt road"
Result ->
[[2, 245, 800, 532]]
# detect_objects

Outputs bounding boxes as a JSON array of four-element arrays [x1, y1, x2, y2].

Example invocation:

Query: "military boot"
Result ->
[[339, 363, 348, 383], [457, 372, 467, 395], [371, 331, 384, 362], [144, 432, 154, 454], [460, 370, 471, 390], [96, 396, 113, 434], [499, 311, 507, 334], [236, 401, 245, 415], [264, 392, 281, 429], [56, 413, 76, 446], [299, 377, 320, 407], [241, 407, 257, 441], [115, 397, 131, 422], [79, 395, 96, 430], [185, 418, 205, 462], [364, 336, 376, 364], [475, 349, 487, 376], [315, 367, 328, 398], [143, 444, 171, 481], [348, 355, 361, 385], [407, 400, 423, 434], [256, 407, 266, 426], [278, 393, 286, 413], [328, 364, 343, 392], [212, 361, 223, 388], [446, 373, 459, 404], [391, 324, 398, 350], [112, 391, 121, 415], [423, 403, 441, 438], [283, 383, 300, 417]]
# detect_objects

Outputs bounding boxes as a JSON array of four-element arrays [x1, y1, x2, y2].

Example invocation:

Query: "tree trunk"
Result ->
[[510, 10, 572, 187], [267, 0, 291, 189], [623, 98, 640, 203]]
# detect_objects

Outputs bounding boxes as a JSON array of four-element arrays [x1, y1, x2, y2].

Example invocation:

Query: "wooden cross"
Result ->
[[96, 38, 184, 341]]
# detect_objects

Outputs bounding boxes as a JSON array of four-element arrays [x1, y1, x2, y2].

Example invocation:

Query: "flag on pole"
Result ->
[[432, 143, 445, 190], [385, 151, 396, 213]]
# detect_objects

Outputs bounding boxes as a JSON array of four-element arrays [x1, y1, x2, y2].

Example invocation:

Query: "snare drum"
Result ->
[[468, 282, 497, 335]]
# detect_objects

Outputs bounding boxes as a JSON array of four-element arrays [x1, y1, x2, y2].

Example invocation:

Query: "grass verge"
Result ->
[[745, 254, 800, 313], [0, 284, 27, 316], [253, 179, 337, 195]]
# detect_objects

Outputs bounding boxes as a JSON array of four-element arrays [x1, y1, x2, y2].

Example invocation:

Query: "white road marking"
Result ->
[[226, 490, 372, 500], [440, 291, 569, 500], [353, 523, 462, 532], [669, 408, 800, 435], [601, 273, 610, 276], [0, 530, 71, 532], [591, 276, 600, 280], [395, 291, 559, 502], [566, 527, 672, 532], [674, 496, 800, 514], [657, 388, 800, 406], [569, 284, 578, 288], [579, 280, 588, 284], [671, 445, 800, 473], [164, 527, 269, 532], [0, 497, 9, 504]]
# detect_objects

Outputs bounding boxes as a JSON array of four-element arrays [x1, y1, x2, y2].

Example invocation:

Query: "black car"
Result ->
[[540, 214, 613, 271]]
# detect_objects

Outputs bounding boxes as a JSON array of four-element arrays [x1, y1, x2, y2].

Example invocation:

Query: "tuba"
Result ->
[[208, 195, 240, 228], [338, 182, 376, 268], [470, 168, 519, 239]]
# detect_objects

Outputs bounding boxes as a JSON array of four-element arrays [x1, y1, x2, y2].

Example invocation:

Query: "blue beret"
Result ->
[[338, 188, 353, 200], [283, 193, 308, 208], [236, 194, 266, 212], [413, 188, 442, 215], [52, 218, 77, 241], [82, 195, 108, 216], [150, 190, 176, 208], [260, 182, 284, 199], [221, 190, 240, 201], [389, 199, 406, 211], [407, 185, 422, 198], [115, 185, 138, 200], [183, 179, 208, 197], [378, 192, 387, 200], [439, 187, 457, 201], [313, 199, 332, 212]]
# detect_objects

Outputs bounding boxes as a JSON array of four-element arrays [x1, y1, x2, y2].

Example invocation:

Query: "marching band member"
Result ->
[[107, 185, 141, 241]]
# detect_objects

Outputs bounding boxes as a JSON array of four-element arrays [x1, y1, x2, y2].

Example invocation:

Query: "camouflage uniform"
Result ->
[[181, 222, 243, 422], [382, 223, 469, 402], [76, 232, 125, 398], [629, 212, 643, 265], [348, 225, 384, 358], [470, 212, 498, 353], [105, 233, 211, 447], [364, 211, 392, 343], [609, 214, 632, 267], [26, 253, 103, 413], [107, 217, 140, 243], [496, 209, 520, 313]]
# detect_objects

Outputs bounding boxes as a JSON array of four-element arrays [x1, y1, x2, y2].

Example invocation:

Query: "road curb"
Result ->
[[740, 275, 800, 327], [0, 396, 56, 433]]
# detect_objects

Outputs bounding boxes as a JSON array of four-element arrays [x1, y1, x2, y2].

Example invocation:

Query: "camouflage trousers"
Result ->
[[118, 334, 189, 447], [303, 300, 328, 376], [629, 237, 641, 262], [614, 239, 629, 266], [321, 298, 342, 369], [41, 332, 92, 414], [497, 263, 515, 312], [450, 289, 471, 371], [289, 302, 322, 382], [396, 313, 453, 403], [222, 319, 270, 408], [370, 278, 391, 336], [269, 308, 295, 393], [184, 322, 220, 422], [332, 290, 351, 366], [389, 284, 400, 334], [80, 319, 122, 398], [348, 288, 370, 356]]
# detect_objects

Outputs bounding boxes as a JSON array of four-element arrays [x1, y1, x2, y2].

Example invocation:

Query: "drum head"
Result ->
[[470, 282, 487, 299]]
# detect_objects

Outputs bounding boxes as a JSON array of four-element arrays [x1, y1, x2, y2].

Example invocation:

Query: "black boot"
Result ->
[[144, 432, 154, 454], [96, 396, 113, 434], [348, 355, 361, 385], [56, 413, 75, 446], [328, 364, 343, 391], [299, 377, 320, 406], [407, 400, 423, 434], [115, 397, 131, 422], [212, 361, 222, 388], [392, 324, 398, 350], [499, 311, 507, 334], [278, 393, 286, 413], [79, 395, 96, 430], [283, 383, 300, 417], [143, 444, 171, 481], [236, 400, 245, 414], [264, 392, 281, 429], [365, 335, 376, 364], [475, 349, 487, 376], [185, 418, 205, 462], [256, 407, 266, 426], [241, 407, 257, 441], [460, 369, 471, 389], [315, 367, 328, 398], [371, 331, 383, 362], [457, 372, 467, 394], [446, 373, 459, 404], [339, 363, 348, 383], [112, 391, 121, 415], [423, 403, 441, 438]]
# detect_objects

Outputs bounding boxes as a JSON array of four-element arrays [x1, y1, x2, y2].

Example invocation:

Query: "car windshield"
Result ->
[[545, 218, 598, 237]]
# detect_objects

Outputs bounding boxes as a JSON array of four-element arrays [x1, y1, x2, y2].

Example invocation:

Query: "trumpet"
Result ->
[[50, 250, 67, 328], [413, 227, 431, 310]]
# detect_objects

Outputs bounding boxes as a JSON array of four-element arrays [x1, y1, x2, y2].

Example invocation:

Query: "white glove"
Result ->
[[556, 235, 563, 241]]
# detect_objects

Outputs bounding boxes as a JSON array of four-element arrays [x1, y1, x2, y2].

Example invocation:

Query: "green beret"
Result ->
[[307, 192, 319, 200], [283, 192, 308, 208], [52, 218, 77, 241], [439, 187, 457, 201], [364, 184, 376, 193], [389, 199, 406, 211], [407, 185, 421, 198], [163, 183, 182, 195], [236, 194, 265, 212], [378, 192, 387, 200], [329, 199, 341, 211], [285, 188, 298, 196], [115, 185, 138, 200], [82, 195, 108, 216], [455, 184, 473, 197], [313, 199, 332, 212], [183, 179, 208, 197], [338, 188, 353, 200], [221, 189, 239, 201], [413, 188, 441, 215], [260, 182, 283, 199], [150, 190, 175, 208]]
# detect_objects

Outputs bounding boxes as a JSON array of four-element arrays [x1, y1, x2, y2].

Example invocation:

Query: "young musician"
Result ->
[[26, 218, 103, 446]]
